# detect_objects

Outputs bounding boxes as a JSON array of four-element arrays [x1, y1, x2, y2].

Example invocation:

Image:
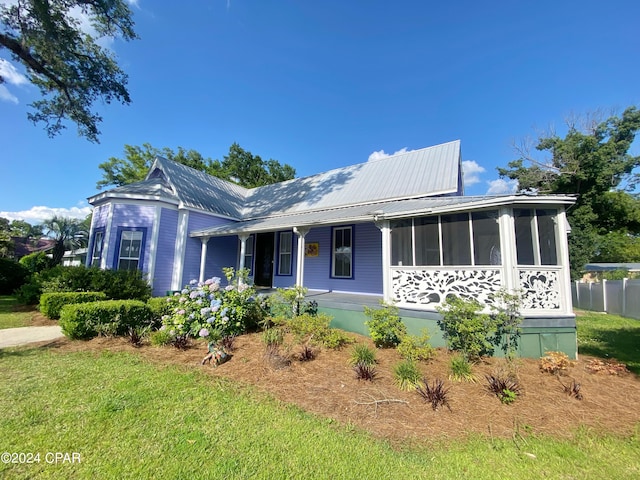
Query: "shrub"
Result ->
[[0, 258, 29, 295], [275, 312, 353, 349], [262, 327, 284, 347], [415, 378, 451, 411], [561, 379, 583, 400], [19, 251, 55, 274], [393, 359, 423, 391], [161, 272, 266, 339], [539, 351, 574, 375], [312, 327, 354, 349], [436, 296, 500, 360], [89, 268, 152, 301], [14, 279, 42, 305], [396, 329, 434, 362], [364, 302, 406, 348], [449, 354, 476, 382], [349, 344, 377, 366], [485, 373, 522, 404], [491, 289, 523, 360], [59, 300, 153, 340], [268, 286, 317, 318], [128, 326, 149, 347], [147, 297, 173, 327], [150, 329, 173, 346], [39, 291, 107, 319], [297, 344, 316, 362]]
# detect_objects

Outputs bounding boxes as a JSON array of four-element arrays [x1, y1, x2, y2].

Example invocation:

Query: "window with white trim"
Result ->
[[278, 231, 292, 275], [332, 226, 352, 278], [90, 230, 104, 267], [117, 230, 143, 270]]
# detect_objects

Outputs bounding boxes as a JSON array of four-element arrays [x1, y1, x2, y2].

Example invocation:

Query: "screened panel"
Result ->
[[441, 213, 471, 265], [415, 216, 440, 266], [472, 210, 501, 265], [537, 209, 558, 265], [514, 209, 535, 265], [391, 219, 413, 266]]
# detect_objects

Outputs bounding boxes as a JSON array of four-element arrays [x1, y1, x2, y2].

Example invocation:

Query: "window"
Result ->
[[243, 235, 254, 275], [278, 231, 292, 275], [514, 208, 558, 265], [117, 230, 143, 271], [332, 226, 352, 278], [390, 210, 502, 267], [90, 230, 104, 267]]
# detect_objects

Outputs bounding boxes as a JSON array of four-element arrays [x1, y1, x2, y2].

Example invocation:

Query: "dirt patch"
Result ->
[[44, 332, 640, 444]]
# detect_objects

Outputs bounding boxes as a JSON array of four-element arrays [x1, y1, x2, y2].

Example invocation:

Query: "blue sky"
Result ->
[[1, 0, 639, 224]]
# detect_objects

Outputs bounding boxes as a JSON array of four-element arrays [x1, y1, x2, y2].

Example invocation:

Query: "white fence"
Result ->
[[572, 279, 640, 319]]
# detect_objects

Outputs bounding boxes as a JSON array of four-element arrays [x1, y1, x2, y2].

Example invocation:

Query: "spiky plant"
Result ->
[[449, 354, 476, 382], [393, 360, 423, 391], [485, 373, 522, 404], [562, 380, 583, 400], [353, 361, 377, 381], [297, 344, 316, 362], [349, 343, 377, 366], [415, 378, 452, 411]]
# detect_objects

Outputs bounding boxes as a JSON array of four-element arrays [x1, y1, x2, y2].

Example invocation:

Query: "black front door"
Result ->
[[254, 232, 274, 287]]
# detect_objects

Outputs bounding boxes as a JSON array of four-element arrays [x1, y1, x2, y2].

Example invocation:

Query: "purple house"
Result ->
[[87, 140, 577, 357]]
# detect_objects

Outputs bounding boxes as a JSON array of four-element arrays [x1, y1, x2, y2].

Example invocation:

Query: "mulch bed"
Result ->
[[40, 331, 640, 444]]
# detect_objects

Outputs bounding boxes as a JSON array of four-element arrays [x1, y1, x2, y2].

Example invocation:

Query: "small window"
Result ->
[[91, 230, 104, 267], [117, 230, 143, 271], [278, 231, 292, 275], [244, 235, 254, 275], [332, 226, 352, 278]]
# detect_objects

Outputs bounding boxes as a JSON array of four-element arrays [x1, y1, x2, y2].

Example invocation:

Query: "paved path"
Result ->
[[0, 326, 64, 349]]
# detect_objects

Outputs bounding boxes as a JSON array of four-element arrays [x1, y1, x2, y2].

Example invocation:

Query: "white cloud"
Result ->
[[486, 178, 519, 195], [0, 84, 18, 104], [367, 147, 410, 162], [0, 204, 92, 225], [0, 58, 28, 85], [461, 160, 485, 187]]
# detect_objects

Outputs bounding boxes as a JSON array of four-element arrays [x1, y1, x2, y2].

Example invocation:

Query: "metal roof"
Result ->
[[190, 194, 576, 238]]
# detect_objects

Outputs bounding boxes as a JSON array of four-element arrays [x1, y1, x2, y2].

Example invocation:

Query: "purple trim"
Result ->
[[330, 225, 355, 280]]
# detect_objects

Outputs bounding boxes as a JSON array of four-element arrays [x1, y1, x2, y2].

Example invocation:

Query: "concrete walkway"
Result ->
[[0, 326, 64, 349]]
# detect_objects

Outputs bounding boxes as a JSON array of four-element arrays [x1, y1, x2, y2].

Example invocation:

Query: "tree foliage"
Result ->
[[498, 107, 640, 276], [41, 215, 87, 265], [97, 142, 296, 189], [0, 0, 137, 142]]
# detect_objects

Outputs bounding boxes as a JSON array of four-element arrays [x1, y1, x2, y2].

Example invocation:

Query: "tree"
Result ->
[[97, 142, 296, 189], [0, 217, 13, 258], [498, 106, 640, 277], [42, 216, 87, 265], [0, 0, 137, 142]]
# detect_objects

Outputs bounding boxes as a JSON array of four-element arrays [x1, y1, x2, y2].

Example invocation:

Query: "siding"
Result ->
[[92, 204, 110, 229], [181, 211, 237, 286], [152, 207, 179, 295], [303, 223, 382, 295]]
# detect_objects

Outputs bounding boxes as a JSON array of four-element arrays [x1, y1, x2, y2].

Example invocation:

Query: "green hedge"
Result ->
[[147, 297, 173, 327], [59, 300, 153, 340], [40, 292, 108, 320]]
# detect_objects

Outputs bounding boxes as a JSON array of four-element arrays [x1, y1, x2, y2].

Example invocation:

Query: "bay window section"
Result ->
[[117, 230, 143, 271]]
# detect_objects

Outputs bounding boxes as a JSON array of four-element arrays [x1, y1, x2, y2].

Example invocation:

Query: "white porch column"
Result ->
[[293, 227, 310, 287], [375, 219, 392, 302], [498, 207, 517, 292], [556, 208, 574, 314], [198, 237, 209, 283], [238, 234, 249, 277]]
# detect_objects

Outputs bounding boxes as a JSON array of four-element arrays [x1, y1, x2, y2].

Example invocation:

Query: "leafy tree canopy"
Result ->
[[0, 0, 137, 142], [498, 106, 640, 276], [0, 217, 45, 258], [97, 142, 296, 190], [42, 215, 87, 265]]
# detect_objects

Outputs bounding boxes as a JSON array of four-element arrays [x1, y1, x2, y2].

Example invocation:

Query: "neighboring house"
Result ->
[[62, 248, 88, 267], [10, 236, 56, 259], [87, 140, 577, 357]]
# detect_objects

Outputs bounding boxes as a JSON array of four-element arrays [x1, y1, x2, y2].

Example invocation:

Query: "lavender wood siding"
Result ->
[[303, 223, 382, 294], [206, 236, 240, 280], [152, 207, 179, 295], [92, 204, 110, 229], [106, 204, 156, 273], [181, 211, 237, 286]]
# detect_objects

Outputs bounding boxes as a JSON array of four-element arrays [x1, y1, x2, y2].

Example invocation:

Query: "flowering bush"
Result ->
[[160, 269, 267, 341]]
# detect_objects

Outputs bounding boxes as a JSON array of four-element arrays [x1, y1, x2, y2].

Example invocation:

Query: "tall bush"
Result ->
[[0, 258, 29, 295], [19, 251, 55, 274], [364, 302, 406, 348], [59, 300, 153, 340]]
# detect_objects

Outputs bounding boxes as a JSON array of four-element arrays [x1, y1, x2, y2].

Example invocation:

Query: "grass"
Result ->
[[0, 296, 37, 329], [576, 309, 640, 374], [0, 347, 639, 479]]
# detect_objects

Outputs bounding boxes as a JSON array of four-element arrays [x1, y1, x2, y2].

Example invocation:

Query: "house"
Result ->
[[10, 236, 56, 260], [62, 248, 88, 267], [87, 140, 577, 358]]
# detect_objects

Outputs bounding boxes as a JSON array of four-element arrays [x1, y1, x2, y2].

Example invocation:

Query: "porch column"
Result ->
[[198, 237, 209, 283], [375, 219, 392, 302], [238, 233, 249, 274], [293, 227, 310, 287]]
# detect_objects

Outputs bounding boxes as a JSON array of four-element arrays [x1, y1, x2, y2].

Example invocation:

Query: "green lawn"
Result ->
[[1, 348, 639, 479], [0, 296, 37, 329], [576, 310, 640, 374]]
